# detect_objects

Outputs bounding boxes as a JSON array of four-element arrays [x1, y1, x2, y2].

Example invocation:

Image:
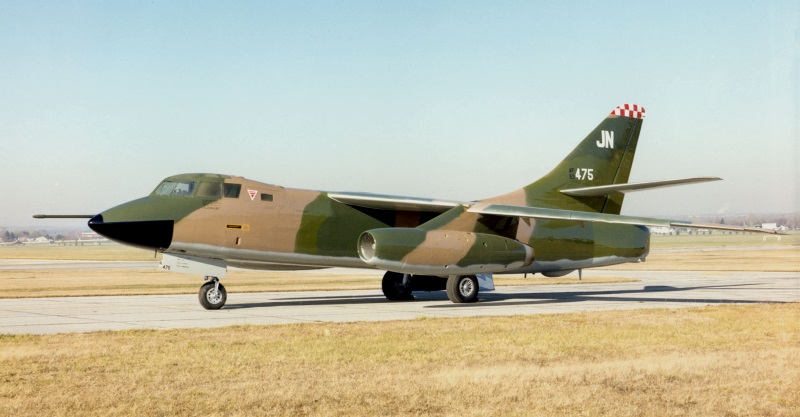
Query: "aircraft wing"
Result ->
[[467, 203, 784, 235], [32, 214, 95, 219], [559, 177, 721, 197], [328, 192, 468, 213]]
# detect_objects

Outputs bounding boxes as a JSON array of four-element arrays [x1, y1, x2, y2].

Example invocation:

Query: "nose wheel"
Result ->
[[199, 277, 227, 310]]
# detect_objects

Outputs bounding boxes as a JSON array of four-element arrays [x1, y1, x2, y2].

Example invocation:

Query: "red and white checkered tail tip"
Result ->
[[610, 104, 646, 119]]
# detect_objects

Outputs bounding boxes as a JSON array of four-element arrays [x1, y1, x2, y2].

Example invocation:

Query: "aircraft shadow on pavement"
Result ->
[[224, 283, 775, 310], [224, 294, 389, 310], [426, 282, 773, 309]]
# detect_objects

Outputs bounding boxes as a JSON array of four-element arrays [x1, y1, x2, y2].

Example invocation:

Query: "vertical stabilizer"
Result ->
[[485, 104, 645, 214]]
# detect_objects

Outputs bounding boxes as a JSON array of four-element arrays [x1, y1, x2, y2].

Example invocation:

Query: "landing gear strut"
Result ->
[[199, 276, 227, 310], [381, 271, 414, 301]]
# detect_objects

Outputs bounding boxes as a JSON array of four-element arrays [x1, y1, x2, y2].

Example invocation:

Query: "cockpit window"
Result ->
[[223, 183, 241, 198], [155, 181, 195, 196], [196, 182, 222, 198]]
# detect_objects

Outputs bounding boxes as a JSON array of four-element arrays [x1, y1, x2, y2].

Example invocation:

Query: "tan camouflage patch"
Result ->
[[174, 179, 322, 254], [400, 230, 475, 268]]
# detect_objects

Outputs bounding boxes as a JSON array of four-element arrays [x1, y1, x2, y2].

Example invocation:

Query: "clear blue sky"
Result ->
[[1, 1, 797, 228]]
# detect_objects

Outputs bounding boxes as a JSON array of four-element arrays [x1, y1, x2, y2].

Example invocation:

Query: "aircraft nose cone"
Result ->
[[88, 214, 174, 250]]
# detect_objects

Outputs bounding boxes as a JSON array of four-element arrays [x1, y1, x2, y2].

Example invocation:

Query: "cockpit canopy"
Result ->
[[154, 181, 195, 196], [151, 173, 240, 199]]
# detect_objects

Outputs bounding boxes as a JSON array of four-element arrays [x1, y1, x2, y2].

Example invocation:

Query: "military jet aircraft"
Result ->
[[36, 104, 778, 309]]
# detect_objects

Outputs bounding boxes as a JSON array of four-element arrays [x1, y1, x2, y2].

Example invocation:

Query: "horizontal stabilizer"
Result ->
[[559, 177, 721, 197], [467, 203, 784, 235], [329, 192, 467, 213]]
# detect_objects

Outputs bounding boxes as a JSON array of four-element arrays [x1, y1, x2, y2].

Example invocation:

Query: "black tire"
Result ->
[[446, 275, 479, 303], [381, 271, 414, 301], [199, 281, 227, 310]]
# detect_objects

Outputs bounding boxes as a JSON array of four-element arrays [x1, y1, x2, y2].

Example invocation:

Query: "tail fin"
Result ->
[[484, 104, 645, 214]]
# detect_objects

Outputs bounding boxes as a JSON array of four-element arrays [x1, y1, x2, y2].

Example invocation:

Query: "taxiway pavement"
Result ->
[[1, 270, 797, 334]]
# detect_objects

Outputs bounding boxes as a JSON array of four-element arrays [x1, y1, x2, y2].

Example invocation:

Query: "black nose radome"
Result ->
[[88, 214, 174, 250]]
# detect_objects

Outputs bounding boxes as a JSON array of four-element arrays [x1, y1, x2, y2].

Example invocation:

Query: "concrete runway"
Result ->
[[1, 269, 797, 334]]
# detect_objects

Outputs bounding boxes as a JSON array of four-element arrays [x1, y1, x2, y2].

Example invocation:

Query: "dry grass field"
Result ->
[[610, 232, 799, 272], [0, 243, 161, 261], [1, 304, 798, 416], [609, 248, 799, 272]]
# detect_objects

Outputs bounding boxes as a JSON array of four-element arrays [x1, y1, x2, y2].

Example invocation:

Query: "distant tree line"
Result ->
[[3, 230, 16, 242]]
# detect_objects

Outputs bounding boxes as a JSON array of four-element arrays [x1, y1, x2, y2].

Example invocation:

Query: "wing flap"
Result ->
[[560, 177, 721, 197], [328, 192, 467, 213], [467, 203, 783, 235], [469, 203, 672, 227]]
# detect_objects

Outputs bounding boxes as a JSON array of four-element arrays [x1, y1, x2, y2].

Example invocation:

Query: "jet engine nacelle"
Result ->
[[358, 228, 534, 276]]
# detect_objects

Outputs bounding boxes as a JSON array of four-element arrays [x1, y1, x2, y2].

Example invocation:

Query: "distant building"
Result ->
[[21, 236, 52, 245], [761, 223, 778, 230], [80, 232, 106, 241], [650, 226, 675, 235]]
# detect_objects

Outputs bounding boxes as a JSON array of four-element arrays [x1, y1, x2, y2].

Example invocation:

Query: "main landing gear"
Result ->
[[381, 271, 414, 301], [381, 271, 480, 304], [199, 276, 227, 310], [446, 275, 479, 303]]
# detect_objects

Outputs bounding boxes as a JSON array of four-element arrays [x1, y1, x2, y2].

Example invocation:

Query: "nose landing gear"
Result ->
[[199, 277, 227, 310]]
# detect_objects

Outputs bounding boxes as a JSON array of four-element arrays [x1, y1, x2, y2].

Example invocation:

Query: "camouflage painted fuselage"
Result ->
[[93, 172, 649, 276]]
